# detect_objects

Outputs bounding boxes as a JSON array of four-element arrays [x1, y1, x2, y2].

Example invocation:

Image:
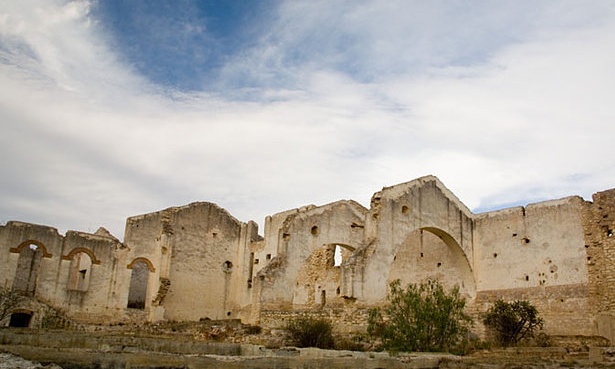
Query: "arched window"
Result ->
[[12, 243, 43, 296], [68, 251, 93, 292]]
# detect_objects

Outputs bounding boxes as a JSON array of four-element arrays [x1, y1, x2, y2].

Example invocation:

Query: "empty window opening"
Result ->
[[254, 259, 259, 265], [127, 261, 150, 310], [401, 205, 409, 214], [248, 253, 255, 288], [493, 253, 498, 258], [222, 261, 233, 273], [437, 262, 442, 268], [320, 290, 326, 307], [12, 243, 43, 296], [336, 286, 340, 295], [9, 312, 32, 328], [311, 226, 319, 236], [608, 229, 613, 237], [522, 237, 530, 244], [266, 254, 271, 260], [68, 252, 92, 292], [420, 252, 424, 258], [512, 233, 518, 237], [334, 245, 343, 267], [525, 275, 529, 281], [227, 311, 231, 317]]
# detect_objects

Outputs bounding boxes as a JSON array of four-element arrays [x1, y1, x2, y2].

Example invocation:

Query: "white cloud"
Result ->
[[1, 0, 614, 239]]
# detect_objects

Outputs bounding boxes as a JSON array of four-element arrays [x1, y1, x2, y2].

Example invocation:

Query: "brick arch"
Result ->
[[9, 240, 52, 258], [62, 247, 101, 265], [127, 257, 156, 272]]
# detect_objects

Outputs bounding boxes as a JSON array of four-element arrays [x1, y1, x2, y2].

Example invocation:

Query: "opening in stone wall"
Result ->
[[12, 243, 43, 296], [68, 251, 93, 291], [127, 260, 150, 309], [9, 312, 32, 327]]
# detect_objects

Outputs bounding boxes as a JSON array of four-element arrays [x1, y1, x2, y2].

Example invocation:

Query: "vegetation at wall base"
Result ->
[[285, 316, 334, 349], [0, 286, 22, 324], [483, 299, 544, 347], [367, 278, 472, 353]]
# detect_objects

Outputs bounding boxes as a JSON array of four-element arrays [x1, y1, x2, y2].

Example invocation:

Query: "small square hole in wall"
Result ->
[[266, 254, 271, 260], [254, 259, 259, 265]]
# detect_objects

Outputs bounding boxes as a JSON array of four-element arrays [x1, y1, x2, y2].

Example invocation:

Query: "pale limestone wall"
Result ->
[[474, 196, 587, 292], [3, 175, 615, 341], [0, 222, 128, 324], [124, 202, 252, 321], [471, 196, 592, 335], [254, 200, 366, 314], [357, 176, 475, 303]]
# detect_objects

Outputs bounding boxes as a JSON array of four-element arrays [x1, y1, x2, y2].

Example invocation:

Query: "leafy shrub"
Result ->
[[286, 316, 334, 349], [367, 278, 472, 353], [483, 299, 544, 347]]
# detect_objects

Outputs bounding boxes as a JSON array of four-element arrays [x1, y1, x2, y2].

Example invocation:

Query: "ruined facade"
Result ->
[[1, 176, 615, 341]]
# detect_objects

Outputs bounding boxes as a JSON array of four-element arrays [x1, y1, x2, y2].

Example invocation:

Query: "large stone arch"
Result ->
[[388, 227, 476, 298]]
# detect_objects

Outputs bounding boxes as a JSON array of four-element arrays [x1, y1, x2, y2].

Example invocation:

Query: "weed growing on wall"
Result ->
[[367, 279, 472, 353], [0, 287, 22, 324], [285, 316, 334, 349], [483, 299, 544, 347]]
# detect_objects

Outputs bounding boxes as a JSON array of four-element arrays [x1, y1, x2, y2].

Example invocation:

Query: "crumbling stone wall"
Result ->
[[253, 200, 366, 315], [2, 176, 615, 343], [582, 188, 615, 341], [0, 222, 128, 325], [124, 202, 255, 322]]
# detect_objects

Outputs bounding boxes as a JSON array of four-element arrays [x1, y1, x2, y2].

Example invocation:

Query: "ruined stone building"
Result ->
[[2, 176, 615, 341]]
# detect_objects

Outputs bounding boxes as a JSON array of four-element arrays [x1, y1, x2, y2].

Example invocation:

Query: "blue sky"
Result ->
[[1, 0, 614, 238]]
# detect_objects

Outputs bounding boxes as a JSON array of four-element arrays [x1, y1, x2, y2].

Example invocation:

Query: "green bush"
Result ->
[[367, 278, 472, 353], [286, 316, 334, 349], [483, 299, 543, 347]]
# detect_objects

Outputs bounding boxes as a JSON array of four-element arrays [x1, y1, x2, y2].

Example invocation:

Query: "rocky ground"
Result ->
[[0, 353, 62, 369]]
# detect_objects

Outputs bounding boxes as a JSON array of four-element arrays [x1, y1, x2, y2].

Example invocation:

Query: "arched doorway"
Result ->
[[389, 228, 475, 298], [127, 258, 154, 309]]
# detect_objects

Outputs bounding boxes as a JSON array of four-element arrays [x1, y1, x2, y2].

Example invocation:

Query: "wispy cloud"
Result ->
[[1, 0, 614, 238]]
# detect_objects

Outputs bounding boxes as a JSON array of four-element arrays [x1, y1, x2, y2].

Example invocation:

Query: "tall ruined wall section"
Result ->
[[253, 200, 367, 329], [473, 196, 591, 335], [582, 189, 615, 341], [2, 176, 615, 342], [0, 222, 129, 324], [124, 202, 256, 322], [356, 176, 475, 302]]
